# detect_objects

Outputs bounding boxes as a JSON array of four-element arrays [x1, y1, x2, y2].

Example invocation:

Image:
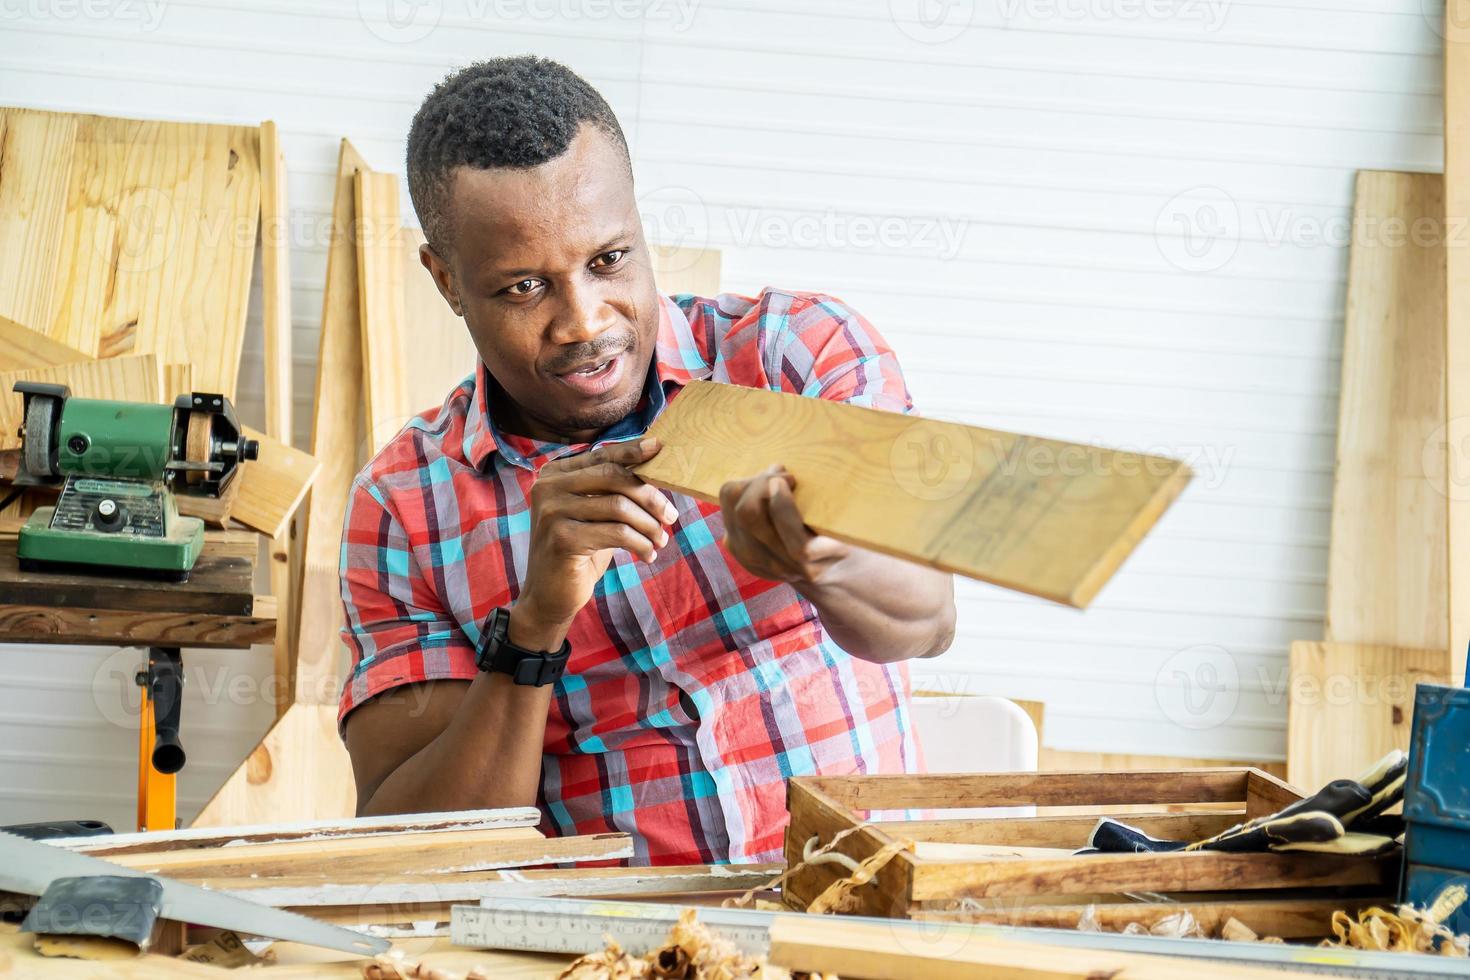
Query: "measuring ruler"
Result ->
[[453, 896, 1470, 979]]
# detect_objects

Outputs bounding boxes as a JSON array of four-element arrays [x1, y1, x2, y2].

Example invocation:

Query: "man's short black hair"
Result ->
[[406, 55, 630, 252]]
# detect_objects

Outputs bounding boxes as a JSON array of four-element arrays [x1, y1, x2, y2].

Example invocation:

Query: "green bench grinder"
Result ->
[[12, 382, 258, 581]]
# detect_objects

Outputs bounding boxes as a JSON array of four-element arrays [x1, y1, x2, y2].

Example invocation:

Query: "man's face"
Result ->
[[423, 124, 660, 445]]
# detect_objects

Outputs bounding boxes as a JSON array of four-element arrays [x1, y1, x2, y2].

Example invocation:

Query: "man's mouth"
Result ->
[[554, 352, 627, 396]]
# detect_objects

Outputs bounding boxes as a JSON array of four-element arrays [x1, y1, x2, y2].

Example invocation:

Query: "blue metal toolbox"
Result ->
[[1401, 683, 1470, 937]]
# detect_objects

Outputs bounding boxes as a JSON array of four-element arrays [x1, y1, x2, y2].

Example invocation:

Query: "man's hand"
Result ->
[[516, 437, 678, 639], [719, 465, 852, 584]]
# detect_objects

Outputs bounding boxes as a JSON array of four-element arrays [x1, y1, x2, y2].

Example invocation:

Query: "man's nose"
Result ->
[[550, 279, 617, 346]]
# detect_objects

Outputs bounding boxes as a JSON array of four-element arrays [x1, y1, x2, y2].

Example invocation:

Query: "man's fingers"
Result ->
[[556, 461, 679, 524], [556, 494, 670, 550], [555, 519, 661, 563], [555, 436, 662, 472], [767, 476, 813, 558]]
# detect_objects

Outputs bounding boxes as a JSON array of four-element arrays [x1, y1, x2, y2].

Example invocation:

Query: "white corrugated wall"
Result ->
[[0, 0, 1445, 829]]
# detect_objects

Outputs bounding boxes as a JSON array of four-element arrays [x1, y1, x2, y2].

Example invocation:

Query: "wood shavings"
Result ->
[[1321, 887, 1470, 957], [556, 909, 830, 980], [805, 839, 910, 916], [361, 948, 493, 979]]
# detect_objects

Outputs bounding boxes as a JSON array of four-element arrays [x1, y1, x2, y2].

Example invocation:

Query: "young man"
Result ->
[[339, 56, 956, 864]]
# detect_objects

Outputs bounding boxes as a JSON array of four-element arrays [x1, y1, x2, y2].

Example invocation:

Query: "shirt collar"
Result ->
[[463, 294, 707, 472]]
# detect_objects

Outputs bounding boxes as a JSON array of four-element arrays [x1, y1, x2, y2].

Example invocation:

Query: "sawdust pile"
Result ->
[[558, 909, 834, 980]]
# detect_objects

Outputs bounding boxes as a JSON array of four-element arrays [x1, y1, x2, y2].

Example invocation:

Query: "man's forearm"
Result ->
[[796, 548, 956, 665], [356, 606, 567, 816]]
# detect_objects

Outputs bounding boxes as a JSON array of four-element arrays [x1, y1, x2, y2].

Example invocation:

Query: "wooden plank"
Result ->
[[1449, 3, 1470, 687], [160, 362, 192, 401], [400, 225, 478, 413], [0, 532, 257, 615], [292, 139, 370, 706], [649, 245, 721, 296], [887, 811, 1244, 849], [39, 112, 261, 396], [0, 353, 161, 450], [0, 109, 77, 334], [908, 849, 1394, 902], [1286, 640, 1451, 788], [354, 170, 412, 454], [0, 313, 90, 369], [229, 426, 319, 540], [768, 917, 1332, 980], [1039, 749, 1286, 781], [635, 380, 1192, 606], [800, 770, 1251, 811], [110, 829, 629, 880], [190, 703, 356, 828], [64, 807, 540, 855], [0, 599, 276, 648], [912, 895, 1385, 941], [1331, 171, 1449, 651]]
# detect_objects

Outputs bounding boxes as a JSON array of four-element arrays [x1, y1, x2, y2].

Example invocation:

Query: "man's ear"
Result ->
[[420, 241, 463, 317]]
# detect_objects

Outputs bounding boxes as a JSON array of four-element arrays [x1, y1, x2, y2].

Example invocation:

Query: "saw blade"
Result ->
[[0, 831, 388, 956]]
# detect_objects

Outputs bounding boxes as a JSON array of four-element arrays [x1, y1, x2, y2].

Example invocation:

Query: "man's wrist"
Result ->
[[508, 595, 575, 652]]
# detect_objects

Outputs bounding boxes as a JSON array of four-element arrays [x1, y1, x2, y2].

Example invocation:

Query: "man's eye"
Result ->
[[592, 250, 625, 269], [505, 278, 541, 296]]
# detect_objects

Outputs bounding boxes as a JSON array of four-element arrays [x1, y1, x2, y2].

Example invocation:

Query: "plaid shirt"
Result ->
[[339, 288, 923, 864]]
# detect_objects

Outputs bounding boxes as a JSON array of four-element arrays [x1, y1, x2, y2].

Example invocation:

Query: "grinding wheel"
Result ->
[[184, 410, 212, 485], [23, 396, 56, 478]]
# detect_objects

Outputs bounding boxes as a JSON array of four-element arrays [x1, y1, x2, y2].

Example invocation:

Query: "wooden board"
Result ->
[[67, 807, 540, 855], [1040, 749, 1286, 781], [354, 170, 412, 454], [0, 353, 161, 450], [190, 703, 356, 828], [110, 829, 629, 880], [0, 313, 90, 370], [767, 916, 1323, 980], [0, 530, 258, 615], [0, 108, 261, 398], [228, 426, 319, 540], [1286, 640, 1452, 787], [1448, 4, 1470, 687], [1329, 171, 1448, 649], [634, 380, 1191, 606], [258, 120, 292, 445], [649, 244, 721, 297], [292, 139, 370, 706], [400, 225, 478, 413]]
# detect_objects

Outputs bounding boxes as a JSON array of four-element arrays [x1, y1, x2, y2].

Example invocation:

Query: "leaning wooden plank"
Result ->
[[0, 109, 77, 334], [62, 807, 541, 855], [110, 830, 630, 879], [0, 313, 90, 370], [1449, 5, 1470, 686], [635, 381, 1191, 606], [0, 352, 161, 450], [190, 703, 356, 827], [768, 917, 1323, 980], [39, 112, 261, 395], [354, 170, 413, 454], [400, 225, 479, 413], [292, 139, 370, 707], [1329, 171, 1448, 651], [649, 245, 721, 297], [228, 427, 319, 540], [1287, 640, 1451, 787]]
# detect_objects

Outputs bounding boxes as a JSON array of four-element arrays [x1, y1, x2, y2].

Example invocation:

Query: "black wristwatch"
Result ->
[[474, 606, 571, 686]]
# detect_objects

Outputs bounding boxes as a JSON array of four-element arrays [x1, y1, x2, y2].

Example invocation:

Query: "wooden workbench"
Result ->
[[0, 531, 276, 648]]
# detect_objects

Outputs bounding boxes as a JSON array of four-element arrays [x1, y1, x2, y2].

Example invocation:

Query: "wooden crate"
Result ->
[[784, 769, 1397, 937]]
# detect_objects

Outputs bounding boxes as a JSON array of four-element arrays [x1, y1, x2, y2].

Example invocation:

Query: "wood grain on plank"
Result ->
[[801, 769, 1251, 811], [0, 602, 276, 648], [889, 811, 1244, 849], [1286, 640, 1451, 788], [0, 313, 90, 370], [112, 829, 630, 879], [0, 110, 77, 335], [0, 352, 161, 450], [1448, 5, 1470, 687], [354, 170, 412, 454], [1330, 171, 1448, 651], [635, 381, 1191, 606], [190, 704, 356, 828], [400, 225, 478, 415]]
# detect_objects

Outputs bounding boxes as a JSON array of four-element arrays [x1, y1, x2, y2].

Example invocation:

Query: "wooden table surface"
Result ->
[[0, 530, 276, 648]]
